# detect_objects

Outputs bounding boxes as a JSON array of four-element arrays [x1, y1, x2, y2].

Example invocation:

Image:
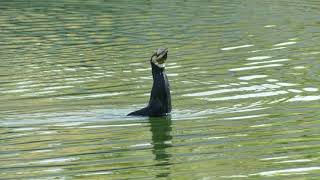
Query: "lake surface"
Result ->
[[1, 0, 320, 179]]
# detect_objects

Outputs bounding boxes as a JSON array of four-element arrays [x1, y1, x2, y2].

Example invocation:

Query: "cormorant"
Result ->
[[128, 48, 171, 117]]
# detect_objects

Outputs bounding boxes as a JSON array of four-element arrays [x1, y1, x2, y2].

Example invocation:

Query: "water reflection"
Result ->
[[149, 116, 172, 178]]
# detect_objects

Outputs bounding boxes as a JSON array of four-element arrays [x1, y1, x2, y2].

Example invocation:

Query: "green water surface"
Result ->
[[1, 0, 320, 179]]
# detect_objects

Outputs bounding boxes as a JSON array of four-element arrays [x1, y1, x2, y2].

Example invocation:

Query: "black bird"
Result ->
[[128, 48, 171, 117]]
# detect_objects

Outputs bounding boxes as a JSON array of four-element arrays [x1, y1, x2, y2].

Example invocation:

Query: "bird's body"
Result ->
[[128, 48, 171, 117]]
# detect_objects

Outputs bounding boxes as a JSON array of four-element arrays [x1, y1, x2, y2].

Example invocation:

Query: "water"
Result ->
[[1, 0, 320, 179]]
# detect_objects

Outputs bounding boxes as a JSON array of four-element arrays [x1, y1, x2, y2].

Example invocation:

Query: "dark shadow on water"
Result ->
[[149, 115, 172, 178]]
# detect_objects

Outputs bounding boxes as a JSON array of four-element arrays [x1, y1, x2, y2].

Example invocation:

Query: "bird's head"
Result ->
[[151, 47, 168, 68]]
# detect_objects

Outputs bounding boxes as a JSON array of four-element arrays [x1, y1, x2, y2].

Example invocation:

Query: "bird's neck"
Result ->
[[151, 61, 165, 79]]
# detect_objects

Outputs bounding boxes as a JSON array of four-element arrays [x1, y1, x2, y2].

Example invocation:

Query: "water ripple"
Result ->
[[229, 64, 283, 72], [221, 44, 254, 51], [251, 166, 320, 177]]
